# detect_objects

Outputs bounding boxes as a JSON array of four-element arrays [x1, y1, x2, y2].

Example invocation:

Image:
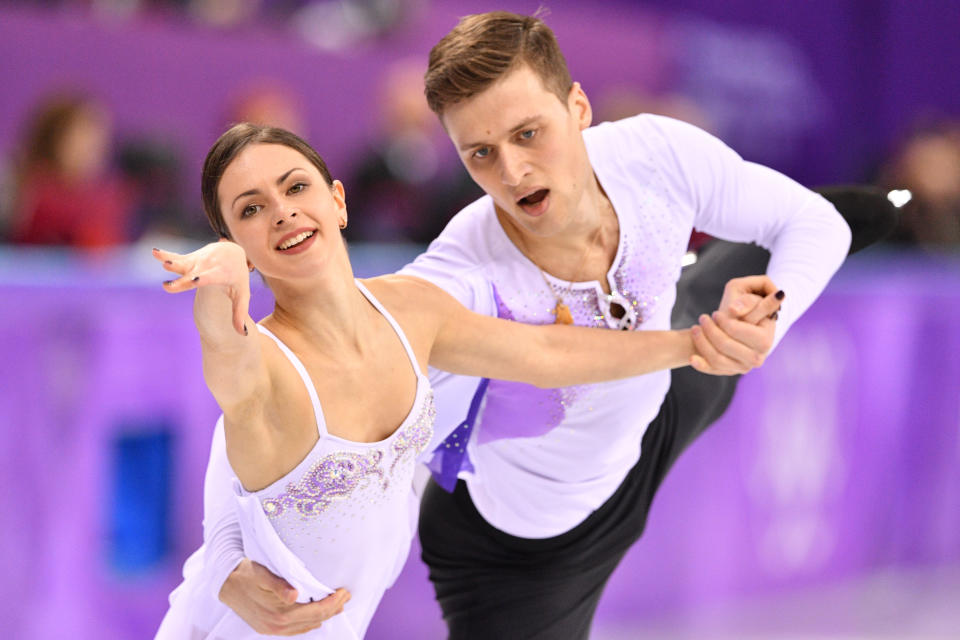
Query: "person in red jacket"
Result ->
[[10, 92, 134, 248]]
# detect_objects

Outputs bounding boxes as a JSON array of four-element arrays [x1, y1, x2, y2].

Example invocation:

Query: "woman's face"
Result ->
[[217, 143, 347, 280]]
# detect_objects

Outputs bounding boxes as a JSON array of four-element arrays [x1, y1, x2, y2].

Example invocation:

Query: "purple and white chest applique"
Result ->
[[263, 392, 436, 519], [477, 214, 679, 444], [388, 391, 436, 476], [262, 450, 386, 519]]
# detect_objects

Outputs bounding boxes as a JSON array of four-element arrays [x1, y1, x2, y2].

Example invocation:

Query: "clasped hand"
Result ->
[[689, 275, 784, 376]]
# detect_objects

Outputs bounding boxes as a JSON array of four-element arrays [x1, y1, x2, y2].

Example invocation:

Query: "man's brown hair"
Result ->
[[424, 11, 573, 116]]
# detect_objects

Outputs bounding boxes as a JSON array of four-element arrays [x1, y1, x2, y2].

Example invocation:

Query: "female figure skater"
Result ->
[[153, 124, 781, 639]]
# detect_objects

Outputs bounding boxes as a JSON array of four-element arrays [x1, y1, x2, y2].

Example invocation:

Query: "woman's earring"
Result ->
[[247, 262, 255, 273], [339, 220, 347, 230]]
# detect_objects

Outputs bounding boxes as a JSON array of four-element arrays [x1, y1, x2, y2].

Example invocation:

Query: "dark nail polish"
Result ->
[[244, 323, 248, 336], [152, 247, 159, 252], [192, 276, 199, 282], [769, 311, 779, 320], [163, 280, 174, 285], [775, 290, 785, 300]]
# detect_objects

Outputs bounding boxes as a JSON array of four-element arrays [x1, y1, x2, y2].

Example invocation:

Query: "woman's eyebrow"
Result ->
[[231, 167, 305, 207]]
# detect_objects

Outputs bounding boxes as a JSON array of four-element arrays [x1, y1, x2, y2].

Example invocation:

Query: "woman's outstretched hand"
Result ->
[[152, 240, 251, 337]]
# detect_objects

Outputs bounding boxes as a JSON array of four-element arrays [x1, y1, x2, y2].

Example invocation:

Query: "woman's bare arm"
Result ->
[[153, 242, 269, 416]]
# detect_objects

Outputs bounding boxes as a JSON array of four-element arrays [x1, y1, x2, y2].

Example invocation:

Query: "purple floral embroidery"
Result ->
[[263, 393, 436, 519], [389, 392, 436, 476], [262, 450, 385, 518]]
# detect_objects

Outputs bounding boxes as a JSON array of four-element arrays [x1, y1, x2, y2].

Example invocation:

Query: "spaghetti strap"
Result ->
[[256, 324, 328, 437], [355, 279, 423, 380]]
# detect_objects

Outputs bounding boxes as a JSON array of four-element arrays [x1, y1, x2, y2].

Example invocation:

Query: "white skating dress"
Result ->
[[156, 281, 435, 639]]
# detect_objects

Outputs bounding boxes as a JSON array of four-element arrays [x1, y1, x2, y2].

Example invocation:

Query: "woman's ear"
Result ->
[[332, 180, 348, 229]]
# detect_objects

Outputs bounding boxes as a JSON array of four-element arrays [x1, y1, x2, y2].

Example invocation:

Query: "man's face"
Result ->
[[441, 65, 593, 239]]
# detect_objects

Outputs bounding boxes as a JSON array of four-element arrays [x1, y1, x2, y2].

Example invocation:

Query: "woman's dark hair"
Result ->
[[201, 123, 334, 239]]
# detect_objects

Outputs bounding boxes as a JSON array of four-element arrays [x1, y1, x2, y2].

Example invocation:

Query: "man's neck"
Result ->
[[498, 176, 620, 285]]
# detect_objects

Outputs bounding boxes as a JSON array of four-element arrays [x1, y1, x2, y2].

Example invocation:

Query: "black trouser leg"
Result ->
[[418, 363, 741, 640]]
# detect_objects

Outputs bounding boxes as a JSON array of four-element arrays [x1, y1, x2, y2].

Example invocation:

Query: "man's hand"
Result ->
[[689, 275, 784, 375], [219, 559, 351, 636]]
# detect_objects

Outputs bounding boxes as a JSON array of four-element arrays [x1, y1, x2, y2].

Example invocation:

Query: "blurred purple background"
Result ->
[[3, 0, 958, 196], [2, 1, 959, 638]]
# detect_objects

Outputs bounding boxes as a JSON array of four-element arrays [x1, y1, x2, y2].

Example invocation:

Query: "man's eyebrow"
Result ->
[[509, 116, 541, 136], [458, 116, 541, 151], [231, 168, 305, 207]]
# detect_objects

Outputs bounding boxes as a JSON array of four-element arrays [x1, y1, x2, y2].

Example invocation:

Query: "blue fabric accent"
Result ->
[[427, 378, 489, 492]]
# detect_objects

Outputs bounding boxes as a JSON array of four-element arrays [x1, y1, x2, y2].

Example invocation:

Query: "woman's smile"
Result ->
[[275, 227, 318, 253]]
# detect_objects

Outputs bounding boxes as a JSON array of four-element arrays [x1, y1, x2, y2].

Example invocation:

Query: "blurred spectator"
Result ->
[[223, 79, 308, 138], [189, 0, 263, 28], [594, 85, 714, 132], [878, 120, 960, 249], [0, 156, 15, 241], [116, 138, 201, 240], [345, 59, 481, 243], [291, 0, 425, 51], [8, 92, 137, 248]]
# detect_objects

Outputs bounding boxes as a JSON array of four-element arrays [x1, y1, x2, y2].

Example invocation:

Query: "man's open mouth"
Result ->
[[517, 189, 549, 207]]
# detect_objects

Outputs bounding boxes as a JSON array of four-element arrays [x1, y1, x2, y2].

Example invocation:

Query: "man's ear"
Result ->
[[569, 81, 593, 131]]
